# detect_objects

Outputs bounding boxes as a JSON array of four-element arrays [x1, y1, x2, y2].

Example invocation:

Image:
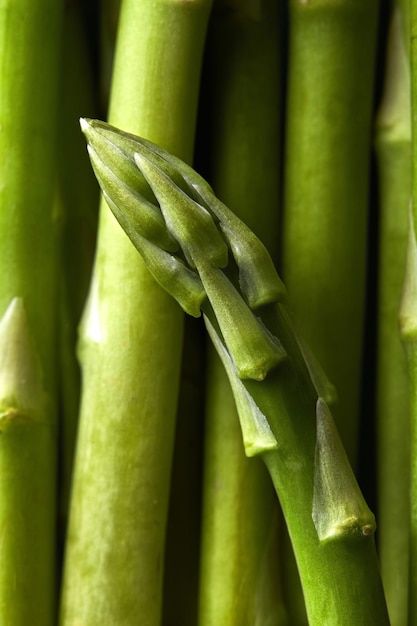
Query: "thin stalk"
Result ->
[[407, 1, 417, 620], [81, 122, 390, 625], [100, 0, 122, 112], [57, 0, 99, 537], [197, 2, 287, 623], [374, 7, 411, 626], [0, 0, 63, 622], [399, 213, 417, 626], [201, 350, 285, 625], [162, 315, 206, 626], [59, 2, 213, 625], [281, 0, 379, 463]]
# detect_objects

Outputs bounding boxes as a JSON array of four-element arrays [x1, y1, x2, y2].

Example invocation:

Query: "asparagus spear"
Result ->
[[374, 6, 411, 625], [59, 2, 213, 625], [404, 1, 417, 620], [81, 120, 390, 625], [57, 0, 99, 540], [281, 0, 379, 463], [0, 0, 64, 622], [196, 2, 287, 623]]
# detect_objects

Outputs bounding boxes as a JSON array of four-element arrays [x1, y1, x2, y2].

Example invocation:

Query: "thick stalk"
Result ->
[[0, 0, 63, 622], [281, 0, 379, 463], [59, 1, 213, 625], [197, 2, 287, 624], [374, 7, 411, 626]]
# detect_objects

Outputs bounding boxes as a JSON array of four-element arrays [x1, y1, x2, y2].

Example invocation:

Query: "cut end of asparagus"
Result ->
[[312, 398, 376, 543]]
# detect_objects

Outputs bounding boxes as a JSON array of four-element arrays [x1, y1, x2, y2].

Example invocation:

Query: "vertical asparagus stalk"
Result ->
[[80, 121, 390, 624], [201, 351, 285, 625], [406, 2, 417, 621], [399, 212, 417, 625], [100, 0, 122, 112], [59, 2, 213, 625], [57, 0, 99, 537], [196, 2, 287, 623], [0, 0, 63, 622], [162, 315, 206, 626], [374, 7, 411, 625], [281, 0, 379, 463]]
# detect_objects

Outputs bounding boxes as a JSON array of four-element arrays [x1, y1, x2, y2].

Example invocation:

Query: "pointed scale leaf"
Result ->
[[312, 398, 376, 542], [204, 314, 278, 456], [83, 120, 285, 308], [87, 146, 178, 252], [195, 251, 287, 380], [80, 118, 153, 198], [134, 153, 229, 269], [81, 118, 188, 195], [102, 191, 206, 317], [0, 298, 47, 421], [137, 139, 285, 308]]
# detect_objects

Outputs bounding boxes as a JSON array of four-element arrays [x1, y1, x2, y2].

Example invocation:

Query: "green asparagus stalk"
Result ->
[[374, 7, 411, 625], [201, 350, 286, 625], [405, 1, 417, 620], [162, 315, 206, 626], [100, 0, 122, 112], [0, 0, 64, 622], [196, 2, 287, 623], [57, 0, 99, 538], [59, 2, 213, 625], [81, 120, 390, 625], [399, 211, 417, 625], [281, 0, 379, 463]]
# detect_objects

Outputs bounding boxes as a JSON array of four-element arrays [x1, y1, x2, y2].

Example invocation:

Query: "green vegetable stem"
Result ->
[[81, 119, 390, 625]]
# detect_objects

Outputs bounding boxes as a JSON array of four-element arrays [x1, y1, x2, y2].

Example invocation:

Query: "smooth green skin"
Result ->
[[197, 3, 287, 624], [59, 1, 213, 625], [0, 0, 62, 392], [100, 0, 122, 111], [410, 1, 417, 622], [404, 342, 417, 626], [0, 0, 63, 623], [281, 0, 379, 463], [374, 8, 411, 625], [162, 316, 206, 626], [400, 217, 417, 624], [200, 348, 287, 626], [57, 0, 100, 536]]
